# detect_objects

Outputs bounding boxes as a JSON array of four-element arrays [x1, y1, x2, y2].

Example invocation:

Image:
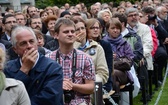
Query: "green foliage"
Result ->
[[35, 0, 55, 9], [35, 0, 139, 9]]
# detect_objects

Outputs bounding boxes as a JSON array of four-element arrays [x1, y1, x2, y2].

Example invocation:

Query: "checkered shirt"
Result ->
[[46, 49, 95, 105]]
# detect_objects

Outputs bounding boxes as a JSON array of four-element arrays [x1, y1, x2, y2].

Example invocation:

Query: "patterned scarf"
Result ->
[[0, 71, 5, 95]]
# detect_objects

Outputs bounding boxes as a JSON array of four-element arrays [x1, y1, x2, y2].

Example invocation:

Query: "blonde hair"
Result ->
[[0, 48, 6, 70]]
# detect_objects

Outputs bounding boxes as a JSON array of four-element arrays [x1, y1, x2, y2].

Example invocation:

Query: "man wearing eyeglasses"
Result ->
[[126, 7, 153, 72], [0, 15, 12, 50], [1, 14, 17, 42]]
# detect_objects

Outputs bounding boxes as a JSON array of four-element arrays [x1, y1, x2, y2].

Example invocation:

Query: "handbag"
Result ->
[[114, 57, 132, 71]]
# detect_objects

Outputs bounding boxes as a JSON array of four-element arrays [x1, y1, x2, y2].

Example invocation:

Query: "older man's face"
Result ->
[[30, 18, 42, 31], [127, 12, 139, 27], [13, 30, 38, 58]]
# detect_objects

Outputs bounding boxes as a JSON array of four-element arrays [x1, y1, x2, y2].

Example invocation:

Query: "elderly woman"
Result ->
[[97, 9, 112, 23], [44, 15, 57, 37], [97, 9, 112, 37], [0, 44, 30, 105]]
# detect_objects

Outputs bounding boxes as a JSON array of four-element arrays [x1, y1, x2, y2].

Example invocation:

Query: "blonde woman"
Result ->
[[0, 44, 31, 105]]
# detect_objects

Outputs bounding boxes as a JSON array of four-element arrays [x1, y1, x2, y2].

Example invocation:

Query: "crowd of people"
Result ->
[[0, 0, 168, 105]]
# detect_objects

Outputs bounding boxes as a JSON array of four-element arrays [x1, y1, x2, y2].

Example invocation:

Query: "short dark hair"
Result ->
[[2, 14, 15, 24], [142, 6, 155, 14], [27, 15, 41, 26], [27, 5, 35, 14], [106, 18, 122, 32], [113, 12, 127, 27]]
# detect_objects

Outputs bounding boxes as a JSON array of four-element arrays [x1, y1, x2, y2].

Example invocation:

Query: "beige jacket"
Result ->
[[74, 40, 109, 84], [136, 22, 153, 70], [0, 78, 31, 105]]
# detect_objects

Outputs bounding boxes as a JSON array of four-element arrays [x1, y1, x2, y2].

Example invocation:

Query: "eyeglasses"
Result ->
[[32, 22, 42, 24], [163, 11, 168, 14], [76, 27, 85, 31], [90, 27, 100, 30], [139, 15, 143, 18], [128, 14, 138, 17], [5, 21, 16, 24]]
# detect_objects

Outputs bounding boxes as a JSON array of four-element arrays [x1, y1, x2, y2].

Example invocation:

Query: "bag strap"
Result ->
[[56, 49, 77, 82]]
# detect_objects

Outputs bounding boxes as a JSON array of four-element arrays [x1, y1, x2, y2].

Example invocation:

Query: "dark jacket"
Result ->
[[99, 40, 113, 92], [155, 21, 168, 46], [1, 33, 9, 41], [0, 39, 12, 50], [43, 35, 54, 47], [45, 39, 59, 51], [4, 54, 63, 105]]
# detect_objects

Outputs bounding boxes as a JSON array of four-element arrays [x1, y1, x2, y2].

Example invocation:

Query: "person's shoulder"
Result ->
[[6, 58, 18, 65], [138, 22, 150, 29], [89, 40, 99, 46], [5, 78, 24, 88], [39, 54, 62, 72], [40, 53, 57, 64], [99, 39, 111, 46], [89, 40, 104, 49], [75, 49, 90, 57]]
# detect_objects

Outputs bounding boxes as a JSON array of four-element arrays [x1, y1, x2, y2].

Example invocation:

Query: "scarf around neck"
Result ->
[[0, 71, 6, 95], [104, 34, 123, 52]]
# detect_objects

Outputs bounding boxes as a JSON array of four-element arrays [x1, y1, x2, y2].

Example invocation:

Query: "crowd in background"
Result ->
[[0, 0, 168, 105]]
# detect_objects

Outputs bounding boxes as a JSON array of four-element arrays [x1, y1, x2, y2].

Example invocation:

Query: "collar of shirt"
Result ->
[[46, 31, 50, 36], [58, 49, 73, 60], [19, 52, 40, 69], [121, 28, 129, 37], [127, 23, 138, 33], [78, 40, 89, 51], [157, 16, 163, 21], [5, 32, 11, 41]]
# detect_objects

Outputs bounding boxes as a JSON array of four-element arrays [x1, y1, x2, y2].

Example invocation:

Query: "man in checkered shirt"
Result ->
[[46, 18, 95, 105]]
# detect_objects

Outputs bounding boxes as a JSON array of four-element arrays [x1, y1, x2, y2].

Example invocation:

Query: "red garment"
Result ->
[[150, 28, 158, 57]]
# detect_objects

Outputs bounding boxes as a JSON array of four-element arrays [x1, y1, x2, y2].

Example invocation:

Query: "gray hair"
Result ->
[[155, 6, 164, 15], [125, 7, 139, 16], [80, 13, 88, 21], [11, 25, 37, 47], [97, 9, 112, 18]]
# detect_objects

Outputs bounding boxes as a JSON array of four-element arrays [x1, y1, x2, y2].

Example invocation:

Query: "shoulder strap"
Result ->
[[55, 49, 77, 82]]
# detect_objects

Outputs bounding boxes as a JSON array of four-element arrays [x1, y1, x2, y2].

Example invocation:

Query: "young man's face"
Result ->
[[28, 7, 37, 18], [15, 15, 26, 26], [4, 17, 17, 34], [56, 24, 76, 45]]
